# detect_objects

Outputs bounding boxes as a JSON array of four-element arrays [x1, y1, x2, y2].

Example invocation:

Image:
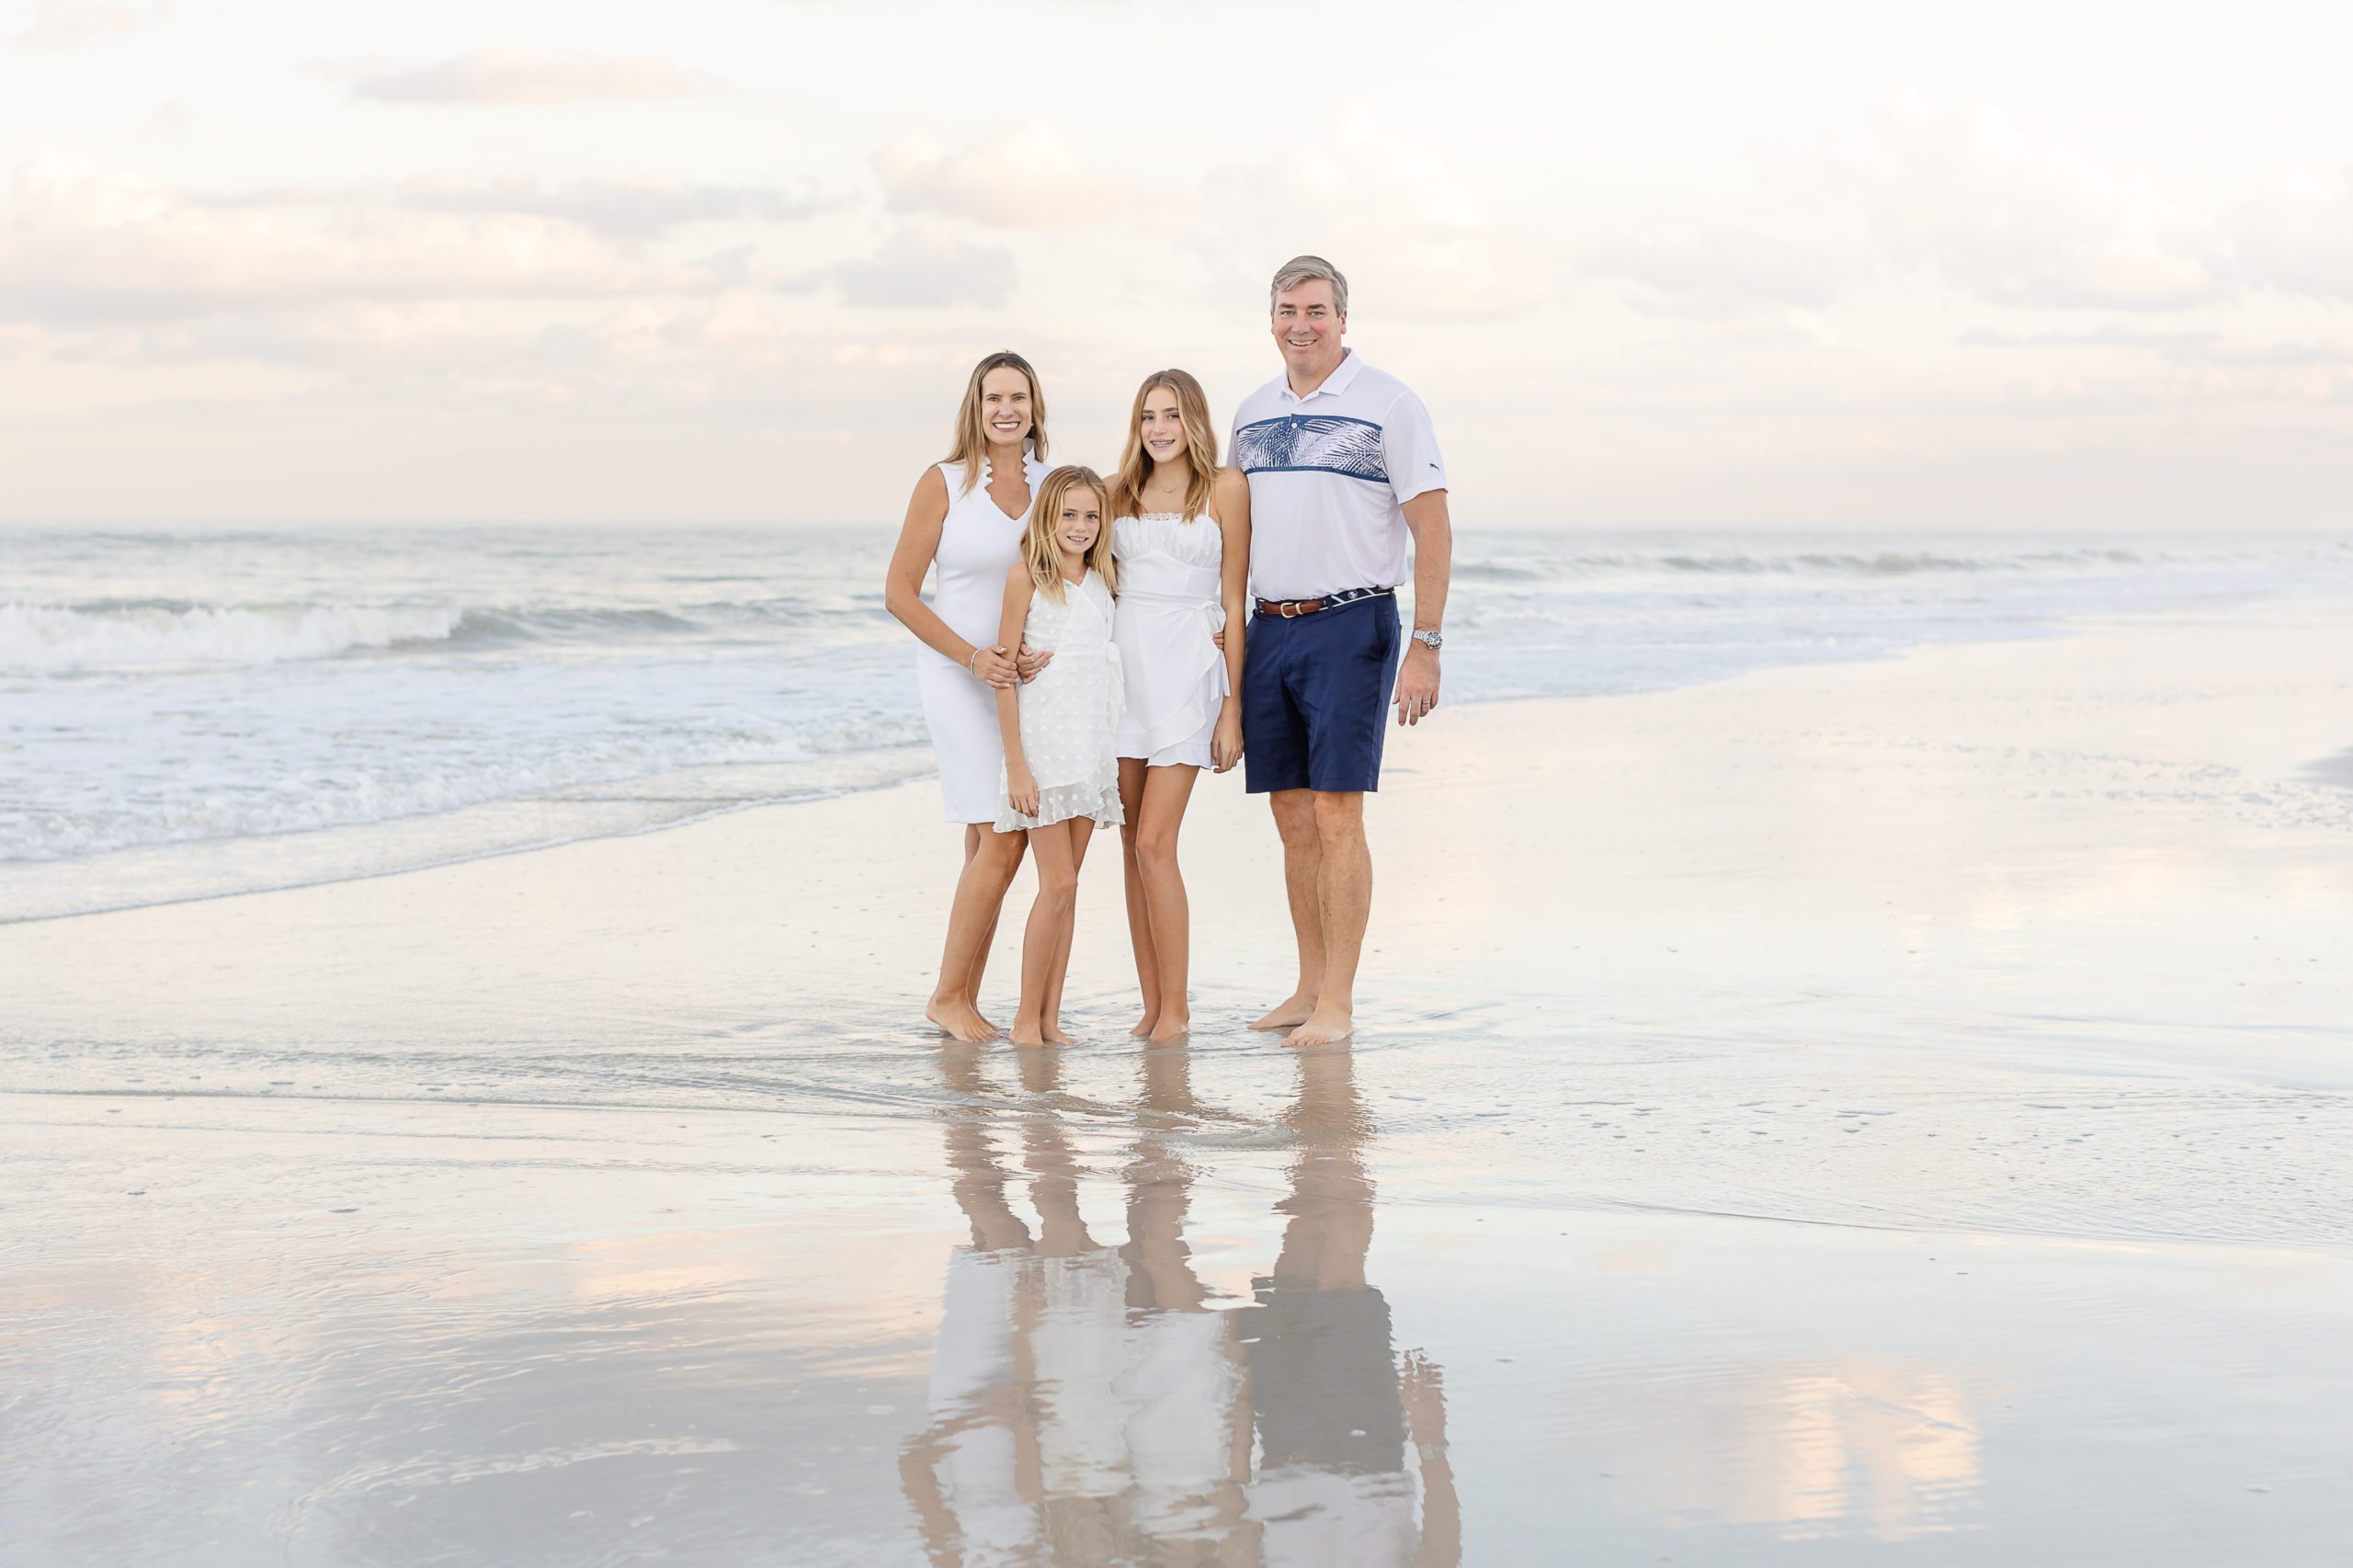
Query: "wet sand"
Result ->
[[5, 599, 2351, 1564]]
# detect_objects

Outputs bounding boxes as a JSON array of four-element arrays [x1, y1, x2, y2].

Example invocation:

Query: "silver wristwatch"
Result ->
[[1411, 628, 1444, 652]]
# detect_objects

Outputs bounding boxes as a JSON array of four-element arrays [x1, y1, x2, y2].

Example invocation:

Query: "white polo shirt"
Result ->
[[1229, 350, 1446, 601]]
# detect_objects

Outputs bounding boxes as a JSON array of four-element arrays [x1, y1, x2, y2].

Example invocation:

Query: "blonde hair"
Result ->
[[1023, 466, 1117, 602], [1270, 254, 1348, 314], [943, 350, 1049, 494], [1106, 369, 1218, 524]]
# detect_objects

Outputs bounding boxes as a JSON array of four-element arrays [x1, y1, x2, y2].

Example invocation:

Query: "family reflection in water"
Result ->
[[903, 1047, 1461, 1565]]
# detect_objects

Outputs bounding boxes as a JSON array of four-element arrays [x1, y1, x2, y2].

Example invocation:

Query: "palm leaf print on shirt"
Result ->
[[1233, 415, 1389, 484]]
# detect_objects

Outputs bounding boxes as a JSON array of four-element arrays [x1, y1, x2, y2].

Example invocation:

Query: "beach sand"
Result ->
[[5, 597, 2350, 1564]]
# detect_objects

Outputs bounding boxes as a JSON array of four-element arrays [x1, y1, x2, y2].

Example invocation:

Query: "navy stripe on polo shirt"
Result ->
[[1232, 413, 1390, 486]]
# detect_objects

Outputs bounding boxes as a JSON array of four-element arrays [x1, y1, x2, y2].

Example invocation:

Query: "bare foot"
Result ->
[[926, 995, 1000, 1043], [1249, 994, 1316, 1031], [1009, 1022, 1049, 1048], [1129, 1012, 1160, 1039], [1042, 1021, 1074, 1047], [1284, 1006, 1353, 1047], [1145, 1015, 1190, 1043]]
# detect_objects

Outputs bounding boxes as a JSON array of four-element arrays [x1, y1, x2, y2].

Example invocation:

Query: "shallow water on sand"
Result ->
[[6, 605, 2352, 1563], [6, 1021, 2352, 1566]]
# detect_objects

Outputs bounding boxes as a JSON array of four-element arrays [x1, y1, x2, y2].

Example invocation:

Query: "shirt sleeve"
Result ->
[[1381, 389, 1447, 504]]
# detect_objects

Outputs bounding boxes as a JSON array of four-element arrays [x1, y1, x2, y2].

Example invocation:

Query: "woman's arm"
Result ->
[[883, 468, 1019, 687], [1210, 469, 1251, 772], [995, 564, 1038, 817]]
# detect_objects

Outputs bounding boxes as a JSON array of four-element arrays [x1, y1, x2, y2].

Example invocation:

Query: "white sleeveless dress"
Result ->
[[1111, 512, 1228, 768], [994, 569, 1125, 833], [915, 447, 1048, 824]]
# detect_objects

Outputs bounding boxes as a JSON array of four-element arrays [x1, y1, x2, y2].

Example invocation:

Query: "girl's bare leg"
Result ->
[[1133, 764, 1200, 1042], [1011, 820, 1080, 1047], [1116, 759, 1160, 1037], [926, 824, 1027, 1043], [1040, 819, 1094, 1045]]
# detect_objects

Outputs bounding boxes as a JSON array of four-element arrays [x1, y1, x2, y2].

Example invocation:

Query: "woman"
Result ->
[[1104, 369, 1250, 1041], [884, 350, 1052, 1043]]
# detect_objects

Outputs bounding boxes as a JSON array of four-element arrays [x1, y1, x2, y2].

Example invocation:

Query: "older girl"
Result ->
[[1105, 371, 1250, 1041], [994, 466, 1124, 1047], [884, 351, 1051, 1043]]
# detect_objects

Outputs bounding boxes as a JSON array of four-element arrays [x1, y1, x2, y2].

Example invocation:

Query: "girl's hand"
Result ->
[[1210, 627, 1226, 653], [969, 644, 1019, 688], [1007, 764, 1039, 820], [1211, 705, 1244, 773], [1015, 642, 1053, 683]]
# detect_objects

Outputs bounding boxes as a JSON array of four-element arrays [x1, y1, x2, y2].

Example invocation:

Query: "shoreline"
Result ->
[[11, 583, 2353, 929], [7, 591, 2352, 1563]]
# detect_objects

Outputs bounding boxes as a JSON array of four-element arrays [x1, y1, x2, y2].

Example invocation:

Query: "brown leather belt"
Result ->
[[1254, 585, 1394, 619]]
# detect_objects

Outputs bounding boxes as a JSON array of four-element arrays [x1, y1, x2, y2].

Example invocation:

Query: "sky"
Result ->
[[2, 0, 2349, 528]]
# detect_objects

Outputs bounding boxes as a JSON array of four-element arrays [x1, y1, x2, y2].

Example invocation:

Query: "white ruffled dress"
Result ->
[[995, 569, 1126, 833], [915, 445, 1048, 824], [1110, 512, 1227, 768]]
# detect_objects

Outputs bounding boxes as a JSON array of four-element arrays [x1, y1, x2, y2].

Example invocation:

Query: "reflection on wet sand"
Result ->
[[904, 1047, 1459, 1566], [1563, 1358, 1983, 1543]]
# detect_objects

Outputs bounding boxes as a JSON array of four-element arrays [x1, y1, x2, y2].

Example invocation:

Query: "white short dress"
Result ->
[[915, 447, 1048, 824], [1110, 512, 1228, 768], [995, 570, 1125, 833]]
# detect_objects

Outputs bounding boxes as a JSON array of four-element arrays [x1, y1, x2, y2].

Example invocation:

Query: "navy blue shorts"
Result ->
[[1241, 593, 1402, 795]]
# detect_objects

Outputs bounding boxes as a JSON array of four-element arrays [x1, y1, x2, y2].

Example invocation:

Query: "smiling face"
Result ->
[[978, 364, 1034, 448], [1054, 486, 1104, 559], [1137, 386, 1187, 469], [1271, 278, 1347, 381]]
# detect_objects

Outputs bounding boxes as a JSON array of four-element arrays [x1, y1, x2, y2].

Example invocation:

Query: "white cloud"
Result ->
[[1578, 219, 1859, 319], [872, 123, 1132, 230], [354, 51, 700, 106], [1844, 94, 2221, 312], [830, 227, 1017, 310], [1181, 102, 1566, 323], [12, 0, 160, 49], [2229, 168, 2353, 302], [188, 174, 834, 239], [387, 174, 831, 237], [0, 150, 733, 324]]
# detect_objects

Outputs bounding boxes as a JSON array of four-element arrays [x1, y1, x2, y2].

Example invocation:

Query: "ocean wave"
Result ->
[[0, 601, 466, 672], [1649, 549, 2142, 575], [449, 606, 706, 645], [1447, 546, 2211, 585]]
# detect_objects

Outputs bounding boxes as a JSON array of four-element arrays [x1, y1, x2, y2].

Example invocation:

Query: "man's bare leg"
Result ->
[[1252, 787, 1324, 1029], [926, 824, 1026, 1043], [1286, 790, 1369, 1046]]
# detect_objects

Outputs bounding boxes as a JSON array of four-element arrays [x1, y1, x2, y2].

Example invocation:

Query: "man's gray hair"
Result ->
[[1269, 255, 1348, 315]]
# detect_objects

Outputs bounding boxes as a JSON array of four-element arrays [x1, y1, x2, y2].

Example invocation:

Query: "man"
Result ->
[[1232, 255, 1451, 1046]]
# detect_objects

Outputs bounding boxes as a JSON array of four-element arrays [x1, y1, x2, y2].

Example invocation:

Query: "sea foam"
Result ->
[[0, 601, 464, 672]]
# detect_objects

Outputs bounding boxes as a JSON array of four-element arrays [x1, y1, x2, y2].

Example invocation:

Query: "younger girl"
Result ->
[[994, 466, 1125, 1046]]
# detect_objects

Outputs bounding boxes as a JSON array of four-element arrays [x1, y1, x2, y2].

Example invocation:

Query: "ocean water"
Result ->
[[5, 524, 2348, 921]]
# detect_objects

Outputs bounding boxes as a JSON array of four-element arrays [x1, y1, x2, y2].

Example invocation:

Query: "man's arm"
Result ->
[[1393, 488, 1449, 726]]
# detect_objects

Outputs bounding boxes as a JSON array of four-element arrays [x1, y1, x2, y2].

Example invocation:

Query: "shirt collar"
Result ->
[[1279, 347, 1365, 404]]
